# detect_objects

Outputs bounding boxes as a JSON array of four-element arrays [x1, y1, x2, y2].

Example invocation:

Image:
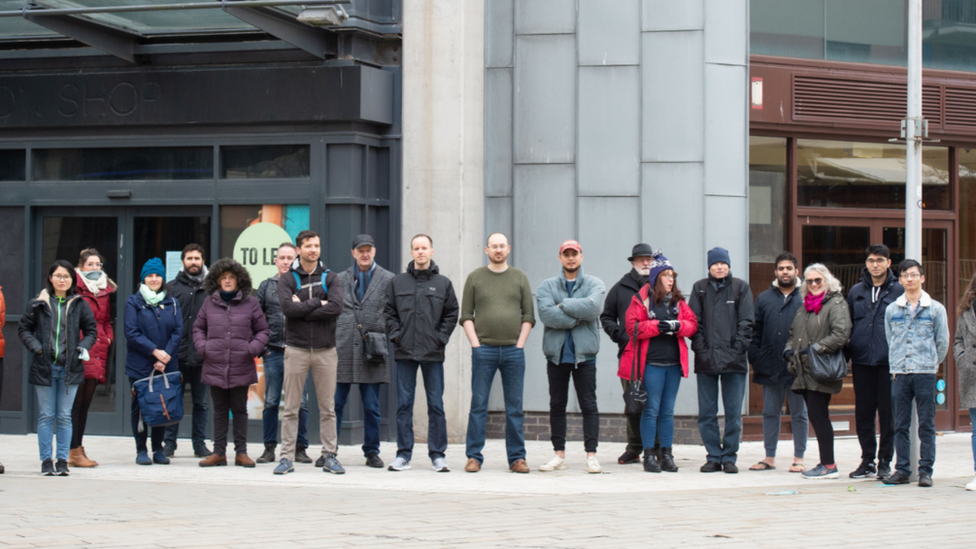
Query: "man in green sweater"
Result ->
[[460, 233, 535, 473]]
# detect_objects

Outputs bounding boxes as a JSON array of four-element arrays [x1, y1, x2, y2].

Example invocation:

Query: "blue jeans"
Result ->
[[641, 365, 682, 450], [163, 365, 210, 448], [970, 408, 976, 473], [335, 382, 382, 456], [396, 360, 447, 461], [697, 372, 747, 464], [35, 366, 79, 461], [466, 344, 526, 466], [262, 349, 309, 448], [892, 373, 936, 476]]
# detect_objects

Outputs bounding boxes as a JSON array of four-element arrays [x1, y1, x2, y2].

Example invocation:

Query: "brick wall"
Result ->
[[485, 412, 705, 446]]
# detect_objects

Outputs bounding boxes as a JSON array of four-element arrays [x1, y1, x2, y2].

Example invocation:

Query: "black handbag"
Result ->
[[807, 343, 848, 383], [353, 308, 388, 363], [623, 321, 647, 416]]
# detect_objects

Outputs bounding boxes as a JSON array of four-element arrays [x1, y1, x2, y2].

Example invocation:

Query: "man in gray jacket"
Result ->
[[536, 240, 606, 474]]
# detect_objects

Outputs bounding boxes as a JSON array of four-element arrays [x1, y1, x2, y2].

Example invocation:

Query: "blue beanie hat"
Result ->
[[141, 257, 166, 281], [647, 250, 673, 291], [707, 247, 731, 269]]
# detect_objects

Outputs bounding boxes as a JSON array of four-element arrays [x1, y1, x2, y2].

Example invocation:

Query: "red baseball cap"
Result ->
[[559, 240, 582, 254]]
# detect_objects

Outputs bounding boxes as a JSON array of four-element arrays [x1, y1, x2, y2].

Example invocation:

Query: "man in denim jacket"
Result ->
[[882, 259, 949, 487]]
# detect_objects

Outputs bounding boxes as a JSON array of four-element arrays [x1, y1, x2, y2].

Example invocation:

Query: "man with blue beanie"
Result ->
[[689, 246, 753, 474]]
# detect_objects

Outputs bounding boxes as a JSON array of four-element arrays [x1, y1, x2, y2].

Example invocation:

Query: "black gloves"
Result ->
[[659, 320, 681, 335]]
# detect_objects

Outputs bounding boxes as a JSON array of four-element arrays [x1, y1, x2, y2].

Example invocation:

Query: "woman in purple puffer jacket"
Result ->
[[193, 258, 269, 469]]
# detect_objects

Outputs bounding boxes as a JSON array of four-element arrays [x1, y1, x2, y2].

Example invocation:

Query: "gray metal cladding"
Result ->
[[515, 0, 577, 35], [486, 68, 514, 197], [514, 164, 576, 289], [515, 34, 577, 164], [578, 0, 640, 66], [578, 66, 641, 196], [641, 30, 704, 162]]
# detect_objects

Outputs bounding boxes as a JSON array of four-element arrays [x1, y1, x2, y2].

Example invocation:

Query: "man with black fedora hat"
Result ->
[[601, 243, 657, 465]]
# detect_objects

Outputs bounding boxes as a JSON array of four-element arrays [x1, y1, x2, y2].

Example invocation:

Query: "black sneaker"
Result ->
[[322, 453, 345, 475], [700, 461, 722, 473], [294, 446, 313, 464], [882, 470, 911, 485], [365, 452, 384, 468], [849, 460, 877, 479], [315, 454, 326, 468], [163, 441, 177, 458], [256, 443, 276, 464], [55, 458, 70, 476], [617, 450, 641, 465], [877, 462, 891, 480], [41, 458, 55, 476], [723, 462, 739, 474]]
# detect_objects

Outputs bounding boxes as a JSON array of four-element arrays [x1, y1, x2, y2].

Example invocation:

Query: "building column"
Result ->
[[401, 0, 485, 443]]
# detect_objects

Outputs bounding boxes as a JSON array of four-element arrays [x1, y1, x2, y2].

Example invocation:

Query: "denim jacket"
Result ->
[[884, 290, 949, 375]]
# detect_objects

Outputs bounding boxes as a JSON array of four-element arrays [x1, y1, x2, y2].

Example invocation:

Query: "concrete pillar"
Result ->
[[401, 0, 485, 443]]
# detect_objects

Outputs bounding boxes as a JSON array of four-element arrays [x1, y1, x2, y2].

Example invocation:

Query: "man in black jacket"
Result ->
[[385, 234, 459, 472], [274, 230, 345, 476], [846, 244, 903, 480], [689, 247, 753, 474], [747, 251, 807, 472], [599, 243, 654, 465], [163, 243, 212, 458]]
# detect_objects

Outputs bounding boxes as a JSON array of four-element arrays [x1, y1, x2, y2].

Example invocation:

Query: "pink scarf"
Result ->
[[805, 291, 825, 314]]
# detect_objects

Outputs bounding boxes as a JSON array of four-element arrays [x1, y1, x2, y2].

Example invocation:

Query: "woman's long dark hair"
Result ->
[[45, 259, 78, 296], [652, 269, 683, 306], [958, 275, 976, 318]]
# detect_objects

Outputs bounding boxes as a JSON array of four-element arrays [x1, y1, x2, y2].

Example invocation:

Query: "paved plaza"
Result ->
[[0, 432, 973, 548]]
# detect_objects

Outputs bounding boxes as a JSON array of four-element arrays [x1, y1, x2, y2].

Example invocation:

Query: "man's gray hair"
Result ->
[[800, 263, 843, 297]]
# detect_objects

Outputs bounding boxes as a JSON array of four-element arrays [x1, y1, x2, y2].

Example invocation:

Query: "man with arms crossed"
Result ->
[[460, 233, 535, 474], [274, 230, 345, 475], [386, 234, 459, 472]]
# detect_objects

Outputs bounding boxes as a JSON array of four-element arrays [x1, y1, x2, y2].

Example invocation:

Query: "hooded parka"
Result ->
[[74, 270, 116, 383], [123, 290, 182, 379], [689, 274, 754, 375], [748, 278, 802, 386], [20, 289, 97, 387], [785, 291, 852, 395], [846, 268, 903, 366]]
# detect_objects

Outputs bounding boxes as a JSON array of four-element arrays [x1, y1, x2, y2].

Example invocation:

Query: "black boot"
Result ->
[[660, 447, 678, 472], [256, 442, 276, 464], [654, 440, 662, 462], [643, 449, 661, 473]]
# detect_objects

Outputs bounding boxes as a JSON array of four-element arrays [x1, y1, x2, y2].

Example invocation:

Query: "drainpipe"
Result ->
[[905, 0, 923, 483]]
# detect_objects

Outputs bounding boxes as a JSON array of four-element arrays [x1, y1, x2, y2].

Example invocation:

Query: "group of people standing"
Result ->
[[4, 232, 976, 488]]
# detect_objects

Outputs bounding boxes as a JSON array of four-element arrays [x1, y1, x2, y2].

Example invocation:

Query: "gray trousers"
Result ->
[[762, 380, 808, 459]]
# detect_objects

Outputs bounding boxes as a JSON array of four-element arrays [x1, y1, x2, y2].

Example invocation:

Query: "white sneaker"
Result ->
[[388, 456, 411, 471], [967, 475, 976, 491], [586, 455, 602, 474], [431, 457, 450, 473], [538, 455, 567, 472]]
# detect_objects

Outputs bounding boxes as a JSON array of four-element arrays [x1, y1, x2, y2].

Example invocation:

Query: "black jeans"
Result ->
[[620, 378, 643, 454], [547, 361, 599, 453], [852, 363, 894, 465], [129, 376, 164, 454], [803, 389, 834, 465], [211, 385, 249, 456], [164, 365, 210, 448]]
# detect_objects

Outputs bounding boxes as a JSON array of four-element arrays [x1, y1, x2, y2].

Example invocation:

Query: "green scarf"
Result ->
[[140, 283, 166, 306]]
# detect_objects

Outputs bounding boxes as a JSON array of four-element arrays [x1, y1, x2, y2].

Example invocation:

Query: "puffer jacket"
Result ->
[[617, 284, 698, 379], [169, 269, 208, 368], [600, 269, 646, 358], [123, 291, 182, 379], [386, 260, 459, 363], [536, 267, 606, 365], [194, 291, 269, 389], [256, 274, 285, 350], [336, 263, 395, 384], [689, 274, 754, 375], [785, 291, 852, 394], [953, 305, 976, 409], [75, 270, 116, 383], [885, 290, 949, 375], [748, 279, 801, 386], [19, 289, 97, 387], [278, 259, 344, 349], [847, 269, 903, 366]]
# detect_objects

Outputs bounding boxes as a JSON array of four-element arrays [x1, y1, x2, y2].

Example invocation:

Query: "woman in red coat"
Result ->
[[70, 248, 116, 468], [617, 251, 697, 474]]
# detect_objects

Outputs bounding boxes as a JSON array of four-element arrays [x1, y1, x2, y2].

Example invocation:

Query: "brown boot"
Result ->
[[199, 454, 228, 467], [68, 447, 82, 467], [235, 454, 256, 468], [77, 446, 98, 468]]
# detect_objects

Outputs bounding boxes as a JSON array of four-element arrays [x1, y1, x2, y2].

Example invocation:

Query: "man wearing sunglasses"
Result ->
[[846, 244, 903, 480]]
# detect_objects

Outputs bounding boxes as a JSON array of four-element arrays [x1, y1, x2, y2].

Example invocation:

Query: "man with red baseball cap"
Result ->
[[536, 240, 606, 473]]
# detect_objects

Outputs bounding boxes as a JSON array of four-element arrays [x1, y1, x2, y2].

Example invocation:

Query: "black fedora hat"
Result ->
[[628, 243, 654, 261]]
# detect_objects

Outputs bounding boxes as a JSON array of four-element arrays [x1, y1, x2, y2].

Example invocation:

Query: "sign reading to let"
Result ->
[[233, 223, 293, 285]]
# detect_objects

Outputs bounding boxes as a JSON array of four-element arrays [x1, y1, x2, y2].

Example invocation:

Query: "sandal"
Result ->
[[789, 463, 805, 473], [749, 461, 775, 471]]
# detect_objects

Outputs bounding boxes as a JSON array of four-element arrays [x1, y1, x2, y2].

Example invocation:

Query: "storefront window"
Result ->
[[0, 149, 25, 181], [960, 149, 976, 303], [749, 136, 788, 300], [0, 206, 24, 411], [751, 0, 976, 73], [33, 147, 213, 180], [797, 139, 949, 210], [221, 145, 310, 179]]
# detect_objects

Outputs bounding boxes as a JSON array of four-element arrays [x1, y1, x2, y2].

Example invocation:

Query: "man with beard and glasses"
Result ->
[[460, 233, 535, 474], [600, 243, 655, 465], [164, 243, 213, 458], [747, 251, 807, 473]]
